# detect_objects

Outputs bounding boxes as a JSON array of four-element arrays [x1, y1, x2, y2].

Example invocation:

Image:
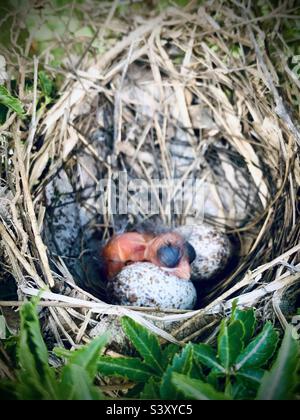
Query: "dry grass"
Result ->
[[0, 0, 300, 351]]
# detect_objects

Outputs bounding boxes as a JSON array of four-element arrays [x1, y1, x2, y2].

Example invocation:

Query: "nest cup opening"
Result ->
[[1, 3, 300, 349], [42, 57, 247, 309]]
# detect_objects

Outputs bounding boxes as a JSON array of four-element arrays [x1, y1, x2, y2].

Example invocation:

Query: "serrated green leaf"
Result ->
[[98, 356, 156, 382], [0, 86, 25, 117], [171, 373, 231, 400], [140, 378, 161, 400], [160, 343, 194, 400], [193, 343, 225, 373], [18, 301, 51, 367], [16, 301, 58, 400], [206, 370, 222, 390], [60, 364, 102, 401], [232, 308, 256, 344], [230, 381, 255, 400], [236, 368, 265, 389], [121, 317, 164, 374], [235, 322, 279, 370], [65, 334, 108, 381], [190, 358, 204, 380], [256, 327, 299, 400], [162, 343, 181, 369], [218, 320, 245, 370]]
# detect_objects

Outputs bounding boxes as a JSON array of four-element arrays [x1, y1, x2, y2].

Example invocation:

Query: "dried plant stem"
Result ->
[[0, 223, 45, 288], [14, 122, 55, 288]]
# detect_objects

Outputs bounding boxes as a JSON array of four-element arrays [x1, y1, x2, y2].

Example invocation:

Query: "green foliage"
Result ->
[[64, 334, 107, 381], [38, 71, 55, 100], [121, 317, 164, 375], [139, 377, 161, 399], [193, 344, 224, 373], [98, 310, 299, 400], [0, 86, 25, 118], [160, 343, 195, 400], [16, 299, 58, 399], [0, 299, 106, 400], [218, 319, 245, 370], [232, 307, 256, 344], [97, 357, 157, 383], [235, 322, 279, 370], [59, 364, 102, 400], [0, 302, 299, 400], [171, 373, 231, 400], [256, 327, 299, 400]]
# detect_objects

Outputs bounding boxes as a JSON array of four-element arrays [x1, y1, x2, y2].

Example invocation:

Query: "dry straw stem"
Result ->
[[14, 122, 55, 288], [1, 1, 300, 347]]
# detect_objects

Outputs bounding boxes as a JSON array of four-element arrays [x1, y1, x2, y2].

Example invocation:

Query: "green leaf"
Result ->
[[232, 308, 256, 344], [121, 317, 164, 374], [162, 343, 181, 369], [256, 327, 299, 400], [235, 322, 279, 370], [65, 334, 108, 381], [218, 319, 245, 370], [171, 373, 231, 400], [0, 85, 25, 117], [140, 378, 161, 400], [206, 370, 222, 390], [190, 358, 204, 380], [38, 71, 54, 98], [160, 343, 194, 400], [230, 381, 255, 400], [193, 343, 225, 373], [16, 300, 58, 400], [53, 347, 73, 359], [98, 356, 156, 382], [60, 364, 102, 401], [230, 299, 238, 320], [236, 368, 264, 386]]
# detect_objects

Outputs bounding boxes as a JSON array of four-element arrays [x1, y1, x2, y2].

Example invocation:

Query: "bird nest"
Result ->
[[1, 3, 300, 352]]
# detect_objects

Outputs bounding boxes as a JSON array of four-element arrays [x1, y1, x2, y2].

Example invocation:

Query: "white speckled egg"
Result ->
[[177, 224, 231, 282], [107, 262, 197, 310]]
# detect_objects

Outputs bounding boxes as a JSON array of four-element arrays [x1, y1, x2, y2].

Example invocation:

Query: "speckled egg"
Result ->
[[107, 262, 197, 310], [176, 224, 231, 282]]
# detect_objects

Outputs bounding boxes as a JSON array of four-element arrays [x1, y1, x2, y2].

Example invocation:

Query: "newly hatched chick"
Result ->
[[101, 231, 196, 280], [101, 230, 197, 309]]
